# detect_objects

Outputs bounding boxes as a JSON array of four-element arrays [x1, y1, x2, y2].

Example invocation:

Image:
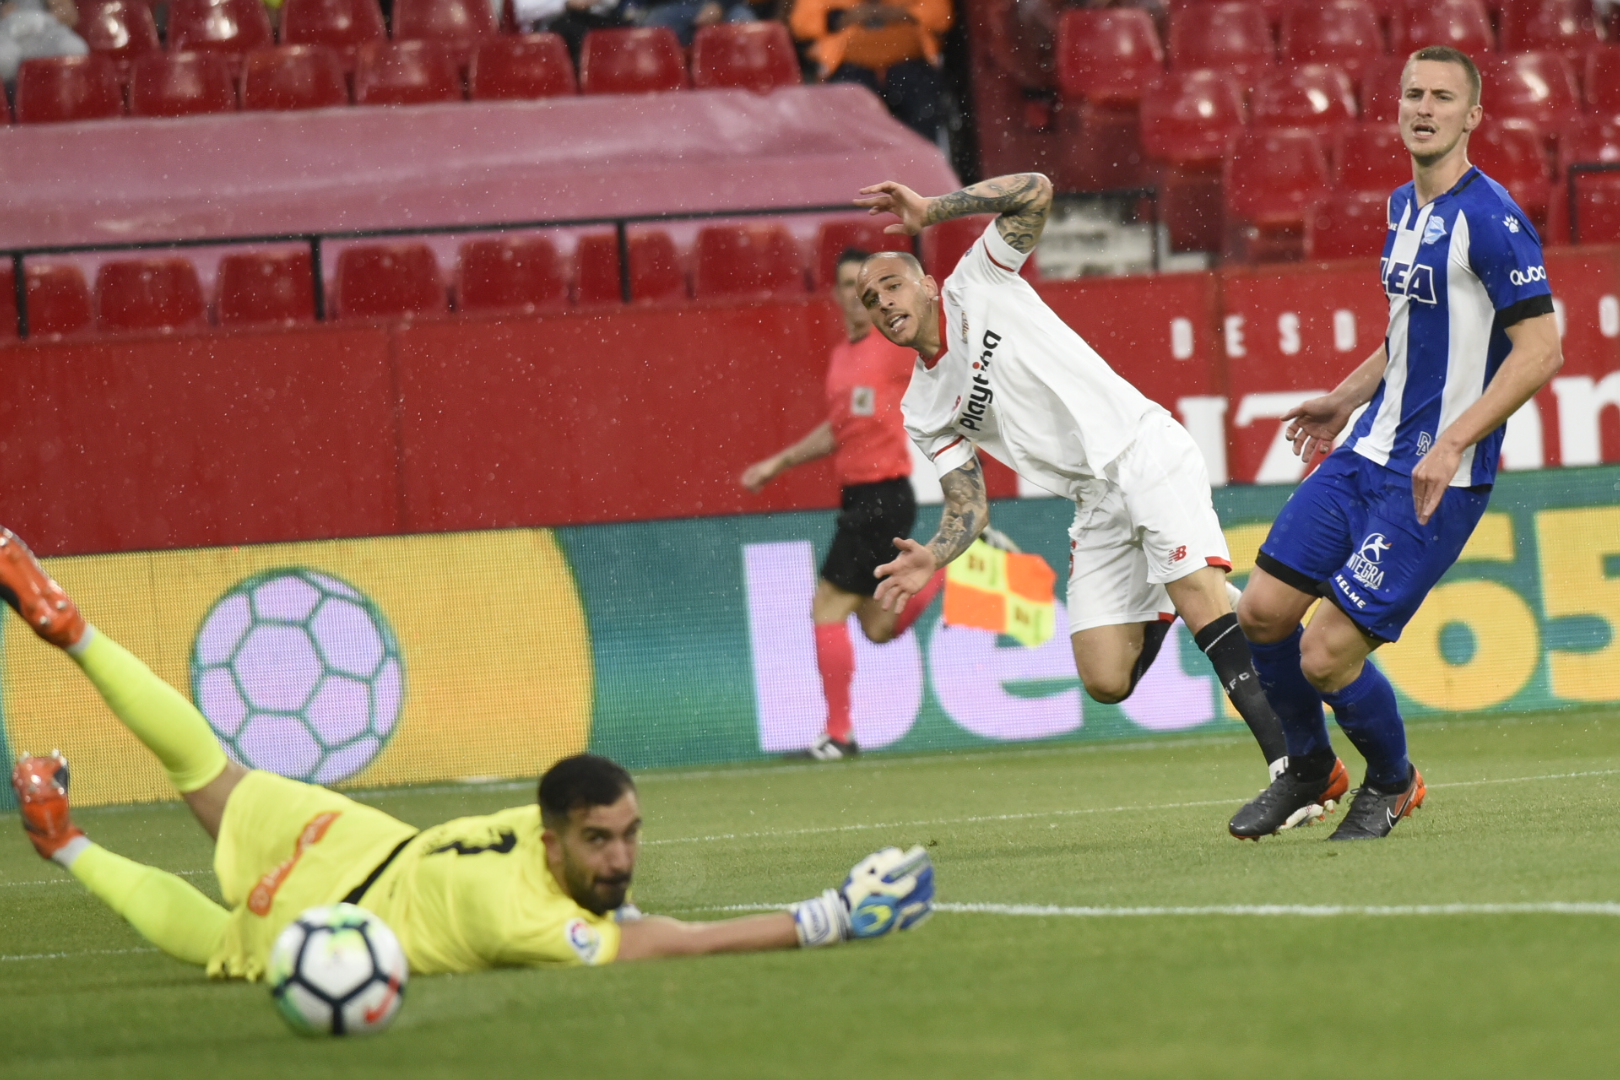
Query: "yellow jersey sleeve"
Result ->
[[367, 805, 620, 974]]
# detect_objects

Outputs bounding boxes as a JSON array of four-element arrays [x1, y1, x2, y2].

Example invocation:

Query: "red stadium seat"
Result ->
[[1224, 128, 1332, 261], [1585, 47, 1620, 116], [470, 34, 574, 99], [812, 219, 911, 289], [1477, 53, 1579, 140], [241, 45, 349, 111], [128, 52, 238, 117], [692, 224, 805, 300], [1357, 53, 1408, 121], [1306, 189, 1392, 258], [95, 257, 208, 333], [574, 231, 687, 304], [691, 23, 799, 93], [331, 243, 447, 319], [1278, 0, 1384, 82], [216, 250, 316, 325], [1141, 70, 1248, 251], [1055, 8, 1163, 106], [14, 55, 123, 123], [16, 263, 94, 337], [1471, 118, 1551, 225], [1168, 3, 1274, 76], [1561, 116, 1620, 242], [392, 0, 494, 65], [354, 41, 463, 105], [456, 236, 569, 314], [0, 266, 14, 338], [1334, 122, 1408, 194], [280, 0, 386, 71], [579, 27, 687, 95], [1498, 0, 1597, 55], [166, 0, 274, 62], [1251, 64, 1358, 138], [1391, 0, 1493, 54], [75, 0, 160, 72]]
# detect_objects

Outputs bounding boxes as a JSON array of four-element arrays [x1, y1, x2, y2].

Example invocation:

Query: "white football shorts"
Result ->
[[1065, 411, 1231, 634]]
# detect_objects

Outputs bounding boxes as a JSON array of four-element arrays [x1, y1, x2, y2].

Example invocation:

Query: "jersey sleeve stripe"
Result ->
[[931, 435, 965, 460], [984, 243, 1015, 273], [1497, 293, 1554, 327], [1205, 556, 1232, 571]]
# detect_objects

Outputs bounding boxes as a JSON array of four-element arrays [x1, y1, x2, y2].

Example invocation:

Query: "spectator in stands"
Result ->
[[638, 0, 758, 47], [0, 0, 86, 89], [515, 0, 631, 58], [791, 0, 952, 142]]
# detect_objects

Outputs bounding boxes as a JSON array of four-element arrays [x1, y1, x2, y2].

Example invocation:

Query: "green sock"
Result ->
[[65, 842, 229, 967], [71, 628, 228, 794]]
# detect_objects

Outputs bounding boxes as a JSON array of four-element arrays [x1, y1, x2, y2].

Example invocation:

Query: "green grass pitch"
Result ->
[[5, 710, 1620, 1079]]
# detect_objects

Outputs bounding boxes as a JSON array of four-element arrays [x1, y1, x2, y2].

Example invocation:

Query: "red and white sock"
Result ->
[[893, 570, 946, 637], [814, 621, 855, 744]]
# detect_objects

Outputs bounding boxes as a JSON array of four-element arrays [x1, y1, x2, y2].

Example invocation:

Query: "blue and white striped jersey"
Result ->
[[1349, 166, 1554, 487]]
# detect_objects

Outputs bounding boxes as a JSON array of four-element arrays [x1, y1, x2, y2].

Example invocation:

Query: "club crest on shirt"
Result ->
[[1422, 215, 1448, 246], [851, 386, 875, 416], [565, 918, 602, 964]]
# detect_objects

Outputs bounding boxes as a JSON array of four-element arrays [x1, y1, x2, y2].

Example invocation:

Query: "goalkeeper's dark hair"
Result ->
[[837, 247, 872, 270], [538, 754, 636, 829]]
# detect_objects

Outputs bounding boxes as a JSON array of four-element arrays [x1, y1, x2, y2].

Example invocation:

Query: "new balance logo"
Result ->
[[1170, 545, 1188, 563]]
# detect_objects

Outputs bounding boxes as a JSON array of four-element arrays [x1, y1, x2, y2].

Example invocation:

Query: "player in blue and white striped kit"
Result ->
[[1229, 46, 1565, 840]]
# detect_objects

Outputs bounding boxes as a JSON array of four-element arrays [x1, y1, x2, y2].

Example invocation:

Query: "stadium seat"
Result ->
[[392, 0, 494, 66], [280, 0, 387, 71], [1498, 0, 1597, 55], [1224, 128, 1332, 261], [14, 55, 123, 123], [920, 215, 998, 279], [1391, 0, 1493, 54], [456, 236, 569, 314], [1277, 0, 1384, 81], [95, 257, 208, 333], [693, 224, 805, 300], [1141, 70, 1247, 251], [691, 23, 799, 93], [469, 34, 575, 99], [1055, 8, 1164, 106], [1470, 118, 1551, 226], [14, 263, 94, 337], [216, 250, 317, 325], [1561, 116, 1620, 242], [1306, 189, 1392, 258], [75, 0, 160, 73], [1584, 47, 1620, 116], [1334, 121, 1408, 194], [1477, 53, 1580, 143], [1251, 64, 1359, 139], [128, 52, 238, 117], [574, 231, 687, 304], [1357, 53, 1408, 121], [331, 243, 447, 320], [812, 219, 911, 289], [1167, 2, 1274, 77], [354, 41, 463, 105], [578, 27, 687, 95], [241, 45, 350, 111], [0, 266, 13, 338], [166, 0, 274, 63]]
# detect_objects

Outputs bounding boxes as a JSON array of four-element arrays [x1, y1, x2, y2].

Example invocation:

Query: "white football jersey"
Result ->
[[901, 223, 1165, 500]]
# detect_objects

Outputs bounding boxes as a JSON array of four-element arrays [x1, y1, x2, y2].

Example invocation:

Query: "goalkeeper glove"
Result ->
[[789, 845, 935, 947]]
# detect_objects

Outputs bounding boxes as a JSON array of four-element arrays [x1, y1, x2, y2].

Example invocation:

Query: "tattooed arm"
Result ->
[[855, 173, 1054, 254], [873, 456, 988, 612]]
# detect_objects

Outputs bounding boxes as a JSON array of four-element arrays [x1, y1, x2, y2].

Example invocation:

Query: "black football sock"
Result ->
[[1125, 619, 1172, 698], [1195, 613, 1288, 766]]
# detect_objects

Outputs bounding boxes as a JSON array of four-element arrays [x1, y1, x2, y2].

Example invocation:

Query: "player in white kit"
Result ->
[[854, 173, 1291, 800]]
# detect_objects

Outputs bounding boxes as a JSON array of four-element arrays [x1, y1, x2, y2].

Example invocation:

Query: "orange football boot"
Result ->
[[12, 752, 86, 860], [0, 528, 85, 649]]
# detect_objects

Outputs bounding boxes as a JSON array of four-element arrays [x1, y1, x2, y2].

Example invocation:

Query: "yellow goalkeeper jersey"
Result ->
[[362, 805, 621, 975]]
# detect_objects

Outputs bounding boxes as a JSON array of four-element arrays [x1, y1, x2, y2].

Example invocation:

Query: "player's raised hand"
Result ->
[[856, 182, 932, 235], [874, 537, 937, 612], [1281, 394, 1356, 460]]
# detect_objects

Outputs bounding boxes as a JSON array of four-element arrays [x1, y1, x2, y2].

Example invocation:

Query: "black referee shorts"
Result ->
[[820, 477, 918, 597]]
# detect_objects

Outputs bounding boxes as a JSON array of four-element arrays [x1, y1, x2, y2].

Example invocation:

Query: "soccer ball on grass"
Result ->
[[268, 903, 408, 1036]]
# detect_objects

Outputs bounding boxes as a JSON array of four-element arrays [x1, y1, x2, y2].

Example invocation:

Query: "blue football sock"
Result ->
[[1247, 626, 1332, 761], [1321, 662, 1409, 790]]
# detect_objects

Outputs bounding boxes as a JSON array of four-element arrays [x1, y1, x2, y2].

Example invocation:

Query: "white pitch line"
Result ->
[[1, 947, 157, 962], [694, 901, 1620, 918]]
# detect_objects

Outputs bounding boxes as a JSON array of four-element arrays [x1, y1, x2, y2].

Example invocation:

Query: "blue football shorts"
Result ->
[[1255, 448, 1490, 643]]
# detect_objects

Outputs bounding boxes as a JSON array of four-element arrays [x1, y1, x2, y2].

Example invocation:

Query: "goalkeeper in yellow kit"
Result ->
[[1, 528, 934, 977]]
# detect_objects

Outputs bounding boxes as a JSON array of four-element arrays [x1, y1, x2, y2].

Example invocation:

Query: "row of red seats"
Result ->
[[4, 20, 799, 123], [1, 219, 938, 338]]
